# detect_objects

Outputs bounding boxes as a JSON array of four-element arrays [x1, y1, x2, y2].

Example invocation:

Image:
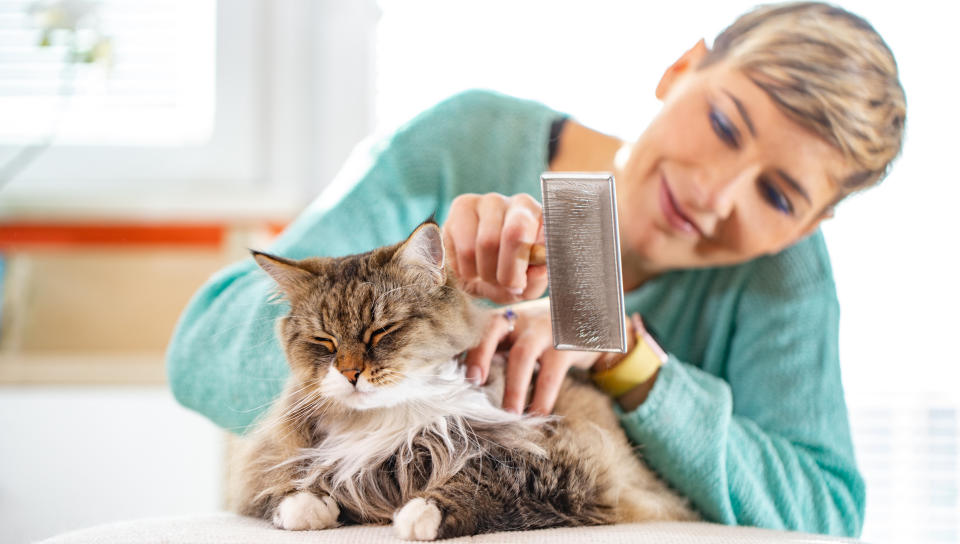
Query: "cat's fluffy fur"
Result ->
[[233, 221, 696, 540]]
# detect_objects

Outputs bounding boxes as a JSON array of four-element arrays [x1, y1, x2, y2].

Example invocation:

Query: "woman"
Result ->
[[167, 2, 905, 538]]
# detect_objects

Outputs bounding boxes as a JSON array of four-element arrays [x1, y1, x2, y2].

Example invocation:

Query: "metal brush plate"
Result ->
[[540, 173, 627, 352]]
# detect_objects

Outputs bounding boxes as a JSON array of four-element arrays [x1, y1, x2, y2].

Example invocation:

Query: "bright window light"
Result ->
[[0, 0, 215, 146]]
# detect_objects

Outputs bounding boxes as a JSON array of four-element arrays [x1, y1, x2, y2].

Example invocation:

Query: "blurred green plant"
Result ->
[[0, 0, 115, 190], [28, 0, 113, 66]]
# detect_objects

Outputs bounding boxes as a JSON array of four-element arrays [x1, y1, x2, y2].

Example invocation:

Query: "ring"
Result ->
[[502, 308, 517, 333]]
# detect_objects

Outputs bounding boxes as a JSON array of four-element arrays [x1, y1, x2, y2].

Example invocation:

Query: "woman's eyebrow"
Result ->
[[776, 169, 812, 205], [723, 90, 756, 137], [721, 89, 812, 205]]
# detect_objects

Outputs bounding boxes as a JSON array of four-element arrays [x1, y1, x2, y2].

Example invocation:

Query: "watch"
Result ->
[[591, 314, 668, 398]]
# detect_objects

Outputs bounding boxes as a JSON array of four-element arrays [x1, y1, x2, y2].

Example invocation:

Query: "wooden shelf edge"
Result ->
[[0, 353, 168, 385]]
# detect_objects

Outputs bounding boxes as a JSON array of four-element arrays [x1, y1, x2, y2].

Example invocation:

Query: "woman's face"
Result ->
[[617, 42, 850, 276]]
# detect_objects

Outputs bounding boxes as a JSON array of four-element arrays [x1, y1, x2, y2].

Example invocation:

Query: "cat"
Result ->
[[232, 220, 696, 540]]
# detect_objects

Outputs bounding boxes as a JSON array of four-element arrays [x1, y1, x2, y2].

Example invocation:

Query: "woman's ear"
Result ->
[[656, 39, 709, 100]]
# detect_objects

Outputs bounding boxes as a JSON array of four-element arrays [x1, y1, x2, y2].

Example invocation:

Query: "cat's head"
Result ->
[[252, 221, 486, 411]]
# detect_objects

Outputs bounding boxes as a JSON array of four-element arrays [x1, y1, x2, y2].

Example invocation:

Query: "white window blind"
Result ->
[[0, 0, 266, 208], [0, 0, 215, 146], [0, 0, 378, 217], [852, 393, 960, 544]]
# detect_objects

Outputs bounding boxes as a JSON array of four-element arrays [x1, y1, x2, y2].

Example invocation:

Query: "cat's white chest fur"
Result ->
[[300, 358, 527, 488]]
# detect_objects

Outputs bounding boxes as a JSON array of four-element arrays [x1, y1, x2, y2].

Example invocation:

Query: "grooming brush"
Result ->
[[528, 173, 628, 353]]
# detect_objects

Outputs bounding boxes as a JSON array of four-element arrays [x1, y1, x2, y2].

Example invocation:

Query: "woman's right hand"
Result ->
[[441, 192, 548, 304], [465, 299, 607, 415]]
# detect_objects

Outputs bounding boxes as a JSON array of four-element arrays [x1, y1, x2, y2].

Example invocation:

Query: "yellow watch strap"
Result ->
[[592, 333, 665, 398]]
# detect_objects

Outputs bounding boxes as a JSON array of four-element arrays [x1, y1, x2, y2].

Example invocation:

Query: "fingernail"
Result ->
[[467, 365, 482, 385], [507, 287, 523, 296], [505, 406, 521, 415]]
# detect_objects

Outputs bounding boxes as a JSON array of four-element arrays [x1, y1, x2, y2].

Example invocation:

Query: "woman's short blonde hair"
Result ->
[[701, 2, 906, 204]]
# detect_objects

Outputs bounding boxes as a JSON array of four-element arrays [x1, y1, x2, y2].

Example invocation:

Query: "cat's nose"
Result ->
[[335, 354, 364, 386], [340, 368, 360, 386]]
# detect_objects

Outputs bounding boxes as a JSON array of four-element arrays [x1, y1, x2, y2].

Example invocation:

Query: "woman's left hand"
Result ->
[[464, 298, 603, 415]]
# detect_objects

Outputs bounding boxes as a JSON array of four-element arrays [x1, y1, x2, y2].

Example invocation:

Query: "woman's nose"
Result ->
[[690, 163, 760, 234]]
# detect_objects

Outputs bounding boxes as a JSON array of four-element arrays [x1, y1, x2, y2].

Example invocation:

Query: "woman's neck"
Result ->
[[548, 121, 660, 291], [547, 120, 623, 172], [620, 252, 660, 292]]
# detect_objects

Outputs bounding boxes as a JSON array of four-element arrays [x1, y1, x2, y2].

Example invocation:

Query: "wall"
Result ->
[[0, 387, 224, 543]]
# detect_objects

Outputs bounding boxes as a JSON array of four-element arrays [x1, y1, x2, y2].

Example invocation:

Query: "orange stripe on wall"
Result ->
[[265, 222, 288, 237], [0, 223, 225, 249]]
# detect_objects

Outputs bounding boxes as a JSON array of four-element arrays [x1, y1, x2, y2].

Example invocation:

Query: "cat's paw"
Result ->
[[393, 497, 442, 541], [272, 491, 339, 531]]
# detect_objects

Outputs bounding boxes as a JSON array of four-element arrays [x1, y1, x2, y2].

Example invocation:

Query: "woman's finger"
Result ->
[[476, 193, 508, 286], [463, 310, 514, 385], [503, 330, 551, 414], [527, 349, 571, 415], [519, 219, 548, 299], [521, 263, 549, 299], [445, 195, 480, 286], [497, 195, 542, 295]]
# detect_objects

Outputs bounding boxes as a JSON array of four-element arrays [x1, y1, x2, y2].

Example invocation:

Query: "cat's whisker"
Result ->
[[242, 386, 318, 428], [275, 388, 324, 420]]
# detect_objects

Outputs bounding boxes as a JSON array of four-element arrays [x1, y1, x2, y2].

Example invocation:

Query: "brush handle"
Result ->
[[528, 244, 547, 266]]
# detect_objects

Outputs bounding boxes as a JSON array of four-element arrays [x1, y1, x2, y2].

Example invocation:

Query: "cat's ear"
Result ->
[[251, 250, 316, 295], [394, 222, 445, 287]]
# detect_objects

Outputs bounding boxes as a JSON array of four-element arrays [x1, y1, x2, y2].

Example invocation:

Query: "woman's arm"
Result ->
[[615, 266, 865, 537]]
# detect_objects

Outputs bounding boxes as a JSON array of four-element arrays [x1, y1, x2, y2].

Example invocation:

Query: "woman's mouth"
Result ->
[[659, 176, 701, 238]]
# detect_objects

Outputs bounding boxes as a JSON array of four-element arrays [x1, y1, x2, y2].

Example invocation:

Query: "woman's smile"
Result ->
[[659, 175, 702, 238]]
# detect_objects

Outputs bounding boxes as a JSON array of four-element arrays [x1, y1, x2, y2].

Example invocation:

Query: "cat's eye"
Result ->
[[309, 335, 337, 352], [369, 322, 402, 347]]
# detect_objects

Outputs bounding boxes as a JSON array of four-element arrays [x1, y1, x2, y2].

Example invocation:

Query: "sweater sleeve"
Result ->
[[615, 246, 865, 537]]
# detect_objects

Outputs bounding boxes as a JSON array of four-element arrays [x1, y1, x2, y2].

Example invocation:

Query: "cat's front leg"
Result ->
[[393, 492, 490, 541], [272, 491, 340, 531], [393, 497, 444, 541]]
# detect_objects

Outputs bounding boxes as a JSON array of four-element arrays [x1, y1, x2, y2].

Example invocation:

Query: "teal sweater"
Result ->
[[166, 90, 865, 537]]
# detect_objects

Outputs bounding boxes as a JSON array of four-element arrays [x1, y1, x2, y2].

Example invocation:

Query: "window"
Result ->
[[1, 0, 380, 216], [0, 0, 266, 209], [0, 0, 215, 146]]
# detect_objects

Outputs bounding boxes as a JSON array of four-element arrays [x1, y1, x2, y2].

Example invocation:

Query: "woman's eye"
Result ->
[[710, 108, 739, 148], [759, 179, 793, 215]]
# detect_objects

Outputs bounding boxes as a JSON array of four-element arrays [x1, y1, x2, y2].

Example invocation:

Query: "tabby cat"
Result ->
[[233, 220, 696, 540]]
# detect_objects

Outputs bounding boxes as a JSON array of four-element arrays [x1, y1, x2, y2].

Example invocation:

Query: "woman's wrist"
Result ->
[[616, 368, 661, 412], [591, 316, 638, 372], [591, 313, 667, 405]]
